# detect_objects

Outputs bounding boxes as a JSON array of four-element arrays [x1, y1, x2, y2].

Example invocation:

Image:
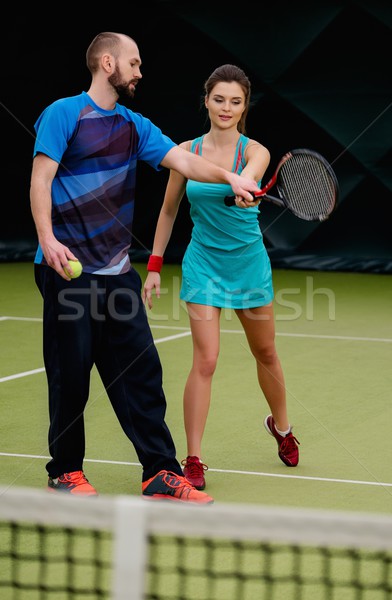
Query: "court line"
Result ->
[[277, 332, 392, 343], [153, 331, 192, 344], [0, 368, 45, 383], [1, 319, 390, 383], [1, 452, 390, 488], [0, 331, 192, 383], [1, 316, 391, 343], [153, 324, 392, 343], [0, 316, 43, 322]]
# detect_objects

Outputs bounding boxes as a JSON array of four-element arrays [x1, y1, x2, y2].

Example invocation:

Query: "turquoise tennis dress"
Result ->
[[180, 134, 274, 309]]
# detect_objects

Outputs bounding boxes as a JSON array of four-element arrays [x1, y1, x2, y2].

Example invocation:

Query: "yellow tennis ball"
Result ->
[[64, 259, 83, 279]]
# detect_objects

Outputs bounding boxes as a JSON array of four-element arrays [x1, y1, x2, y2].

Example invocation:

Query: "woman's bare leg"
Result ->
[[184, 303, 221, 457], [235, 303, 289, 431]]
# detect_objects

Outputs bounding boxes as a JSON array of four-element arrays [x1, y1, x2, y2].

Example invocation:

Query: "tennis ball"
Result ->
[[63, 259, 83, 279]]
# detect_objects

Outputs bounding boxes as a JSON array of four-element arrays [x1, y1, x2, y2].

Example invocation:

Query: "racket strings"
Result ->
[[278, 154, 336, 221]]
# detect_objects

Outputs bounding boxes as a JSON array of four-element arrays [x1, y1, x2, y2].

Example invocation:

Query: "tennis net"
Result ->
[[0, 485, 391, 599]]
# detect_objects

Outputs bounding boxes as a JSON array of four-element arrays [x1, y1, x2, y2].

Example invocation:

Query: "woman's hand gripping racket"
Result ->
[[225, 148, 339, 221]]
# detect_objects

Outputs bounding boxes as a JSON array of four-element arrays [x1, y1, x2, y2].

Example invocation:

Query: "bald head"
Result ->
[[86, 32, 138, 74]]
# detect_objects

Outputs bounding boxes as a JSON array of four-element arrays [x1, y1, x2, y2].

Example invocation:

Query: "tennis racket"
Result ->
[[224, 148, 339, 221]]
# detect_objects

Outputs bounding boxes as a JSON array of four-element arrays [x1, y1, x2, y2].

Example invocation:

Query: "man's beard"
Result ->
[[108, 65, 135, 100]]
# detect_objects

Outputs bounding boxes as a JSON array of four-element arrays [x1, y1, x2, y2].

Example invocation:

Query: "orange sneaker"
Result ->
[[47, 471, 98, 496], [142, 470, 214, 504]]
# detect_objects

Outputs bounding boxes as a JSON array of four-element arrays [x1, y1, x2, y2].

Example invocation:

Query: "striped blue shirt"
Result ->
[[33, 92, 175, 274]]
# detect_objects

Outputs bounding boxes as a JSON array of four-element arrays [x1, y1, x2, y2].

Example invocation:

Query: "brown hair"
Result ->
[[86, 32, 135, 74], [203, 64, 251, 134]]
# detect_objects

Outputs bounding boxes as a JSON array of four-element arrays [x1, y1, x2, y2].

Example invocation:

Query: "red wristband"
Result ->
[[147, 254, 163, 273]]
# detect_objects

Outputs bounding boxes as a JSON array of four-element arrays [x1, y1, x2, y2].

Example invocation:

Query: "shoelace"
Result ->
[[280, 433, 300, 454], [62, 471, 87, 484], [181, 459, 208, 478], [162, 471, 194, 491]]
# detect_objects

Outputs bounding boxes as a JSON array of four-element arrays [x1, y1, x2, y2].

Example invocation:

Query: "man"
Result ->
[[30, 32, 259, 502]]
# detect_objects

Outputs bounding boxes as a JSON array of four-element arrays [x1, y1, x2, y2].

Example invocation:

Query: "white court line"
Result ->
[[153, 331, 192, 344], [0, 452, 391, 488], [2, 316, 392, 343], [147, 324, 392, 343], [0, 368, 45, 383], [1, 318, 390, 383], [277, 332, 392, 343], [0, 316, 43, 322], [0, 331, 191, 383]]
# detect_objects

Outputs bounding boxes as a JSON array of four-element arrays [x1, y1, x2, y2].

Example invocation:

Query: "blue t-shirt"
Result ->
[[33, 91, 176, 274]]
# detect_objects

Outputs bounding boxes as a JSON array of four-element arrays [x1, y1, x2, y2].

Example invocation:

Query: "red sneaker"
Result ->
[[142, 470, 214, 504], [181, 456, 208, 490], [47, 471, 98, 496], [264, 415, 300, 467]]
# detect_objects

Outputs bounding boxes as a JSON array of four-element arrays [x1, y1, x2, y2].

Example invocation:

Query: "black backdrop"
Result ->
[[2, 1, 391, 272]]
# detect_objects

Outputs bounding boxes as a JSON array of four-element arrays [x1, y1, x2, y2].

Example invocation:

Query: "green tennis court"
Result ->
[[1, 262, 391, 515]]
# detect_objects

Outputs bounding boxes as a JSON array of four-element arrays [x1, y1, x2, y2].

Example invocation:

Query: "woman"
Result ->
[[143, 64, 299, 490]]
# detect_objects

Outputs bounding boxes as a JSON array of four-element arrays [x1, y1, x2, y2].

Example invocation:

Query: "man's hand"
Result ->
[[227, 172, 260, 202], [39, 236, 79, 281]]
